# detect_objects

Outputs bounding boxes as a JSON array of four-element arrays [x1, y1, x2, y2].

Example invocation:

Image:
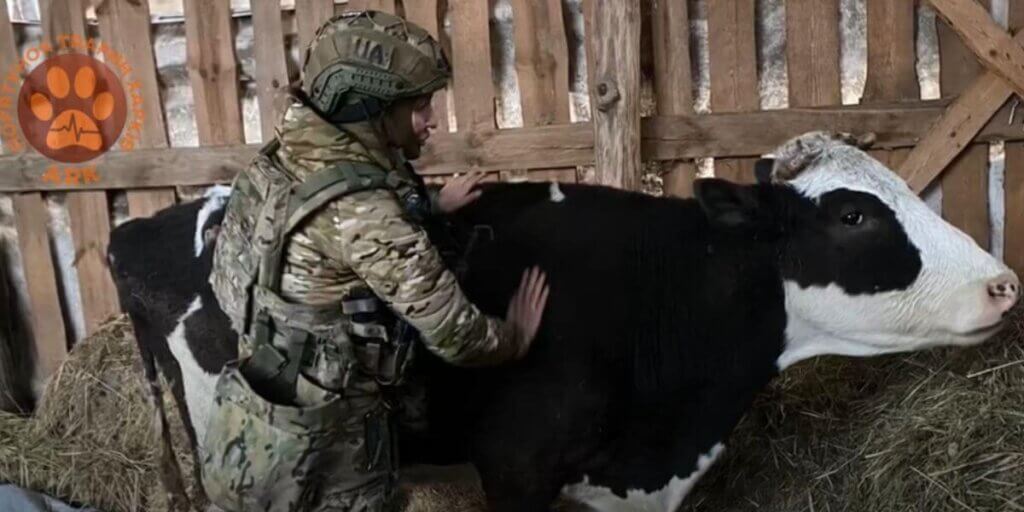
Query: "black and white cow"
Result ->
[[107, 132, 1019, 511]]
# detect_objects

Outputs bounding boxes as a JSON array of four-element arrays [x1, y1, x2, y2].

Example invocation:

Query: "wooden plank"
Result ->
[[183, 0, 244, 146], [95, 0, 176, 218], [511, 0, 575, 183], [864, 0, 918, 172], [404, 0, 449, 133], [588, 0, 641, 189], [344, 0, 397, 14], [899, 27, 1024, 192], [297, 0, 335, 56], [1004, 2, 1024, 276], [929, 0, 1024, 101], [863, 0, 918, 103], [450, 0, 496, 133], [41, 0, 120, 337], [938, 0, 990, 250], [651, 0, 695, 196], [0, 0, 68, 391], [786, 0, 842, 107], [707, 0, 758, 184], [251, 0, 291, 141], [6, 100, 1024, 190], [11, 194, 67, 386]]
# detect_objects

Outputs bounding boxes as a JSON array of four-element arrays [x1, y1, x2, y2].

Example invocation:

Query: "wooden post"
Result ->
[[511, 0, 575, 183], [864, 0, 918, 168], [786, 0, 841, 107], [252, 0, 291, 142], [707, 0, 758, 184], [184, 0, 244, 146], [938, 0, 991, 250], [405, 0, 449, 133], [1005, 3, 1024, 276], [96, 0, 176, 218], [297, 0, 335, 58], [651, 0, 695, 196], [450, 0, 496, 134], [0, 0, 67, 397], [41, 0, 121, 338], [587, 0, 642, 190]]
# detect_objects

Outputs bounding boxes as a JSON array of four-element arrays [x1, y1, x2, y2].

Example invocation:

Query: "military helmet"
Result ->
[[301, 10, 451, 123]]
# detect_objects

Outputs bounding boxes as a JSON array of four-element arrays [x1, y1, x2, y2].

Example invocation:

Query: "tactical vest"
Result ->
[[210, 139, 421, 402]]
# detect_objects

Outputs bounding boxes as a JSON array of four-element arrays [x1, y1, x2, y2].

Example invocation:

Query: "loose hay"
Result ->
[[0, 316, 192, 512], [685, 304, 1024, 512], [3, 308, 1023, 512]]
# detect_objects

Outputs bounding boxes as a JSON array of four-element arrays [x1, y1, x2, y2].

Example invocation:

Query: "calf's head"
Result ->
[[695, 132, 1019, 369]]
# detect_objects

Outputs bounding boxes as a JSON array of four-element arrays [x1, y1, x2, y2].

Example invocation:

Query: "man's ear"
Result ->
[[693, 178, 766, 228]]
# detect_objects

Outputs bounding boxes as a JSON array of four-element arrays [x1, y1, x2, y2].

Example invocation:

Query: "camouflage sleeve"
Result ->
[[306, 189, 520, 367]]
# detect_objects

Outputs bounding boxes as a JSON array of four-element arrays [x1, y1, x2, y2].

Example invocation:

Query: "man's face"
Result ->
[[410, 94, 438, 146]]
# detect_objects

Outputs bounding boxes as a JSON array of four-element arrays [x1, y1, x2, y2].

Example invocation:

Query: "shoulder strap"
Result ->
[[284, 161, 392, 235]]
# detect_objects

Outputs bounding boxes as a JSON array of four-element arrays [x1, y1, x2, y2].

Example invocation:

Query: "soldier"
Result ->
[[200, 10, 550, 512]]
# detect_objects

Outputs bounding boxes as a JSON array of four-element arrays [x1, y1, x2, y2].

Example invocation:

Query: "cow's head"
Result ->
[[694, 131, 1020, 369]]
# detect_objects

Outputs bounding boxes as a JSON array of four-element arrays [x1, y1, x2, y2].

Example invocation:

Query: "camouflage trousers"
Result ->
[[199, 360, 409, 512]]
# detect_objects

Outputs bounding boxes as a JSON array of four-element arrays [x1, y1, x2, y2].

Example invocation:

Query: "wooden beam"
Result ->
[[450, 0, 495, 132], [510, 0, 575, 183], [938, 0, 991, 250], [651, 0, 695, 197], [786, 0, 841, 107], [929, 0, 1024, 101], [588, 0, 642, 189], [707, 0, 758, 184], [184, 0, 244, 146], [899, 28, 1024, 192], [4, 101, 1024, 192], [96, 0, 176, 219], [251, 0, 291, 141]]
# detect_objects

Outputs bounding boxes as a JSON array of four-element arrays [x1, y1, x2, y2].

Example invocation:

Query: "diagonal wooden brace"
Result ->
[[900, 0, 1024, 193]]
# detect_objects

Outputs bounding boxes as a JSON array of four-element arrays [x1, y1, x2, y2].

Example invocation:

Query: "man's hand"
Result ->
[[505, 266, 551, 358], [438, 172, 486, 214]]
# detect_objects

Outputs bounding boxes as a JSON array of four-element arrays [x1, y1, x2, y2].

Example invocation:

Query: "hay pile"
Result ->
[[3, 308, 1022, 512], [685, 304, 1024, 512], [0, 316, 192, 512]]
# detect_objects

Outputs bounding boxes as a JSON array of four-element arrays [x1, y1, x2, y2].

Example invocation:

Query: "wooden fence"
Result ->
[[1, 0, 1023, 407]]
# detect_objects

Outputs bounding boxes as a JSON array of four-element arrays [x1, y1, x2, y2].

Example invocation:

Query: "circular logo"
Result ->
[[17, 54, 127, 163]]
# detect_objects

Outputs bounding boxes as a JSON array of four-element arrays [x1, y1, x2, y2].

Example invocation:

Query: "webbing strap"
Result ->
[[285, 161, 391, 234]]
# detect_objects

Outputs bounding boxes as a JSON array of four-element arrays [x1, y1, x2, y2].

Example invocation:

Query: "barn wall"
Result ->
[[0, 0, 1016, 408]]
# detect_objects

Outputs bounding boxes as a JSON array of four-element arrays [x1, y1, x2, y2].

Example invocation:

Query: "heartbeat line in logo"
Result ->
[[50, 113, 100, 143]]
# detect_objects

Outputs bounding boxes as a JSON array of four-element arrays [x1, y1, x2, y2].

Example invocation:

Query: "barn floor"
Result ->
[[0, 306, 1021, 512]]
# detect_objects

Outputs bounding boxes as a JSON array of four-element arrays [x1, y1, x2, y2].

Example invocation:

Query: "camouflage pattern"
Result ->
[[302, 10, 450, 118], [202, 95, 521, 512]]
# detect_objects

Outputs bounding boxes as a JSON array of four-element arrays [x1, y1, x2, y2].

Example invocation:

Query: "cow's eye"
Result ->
[[841, 211, 864, 226]]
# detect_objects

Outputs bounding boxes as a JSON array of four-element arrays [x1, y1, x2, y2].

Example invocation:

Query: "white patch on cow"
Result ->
[[549, 182, 565, 202], [167, 295, 219, 443], [561, 443, 725, 512], [194, 185, 231, 257], [775, 134, 1019, 369]]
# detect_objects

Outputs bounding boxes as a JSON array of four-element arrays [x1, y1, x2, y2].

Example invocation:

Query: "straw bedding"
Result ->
[[1, 307, 1021, 512]]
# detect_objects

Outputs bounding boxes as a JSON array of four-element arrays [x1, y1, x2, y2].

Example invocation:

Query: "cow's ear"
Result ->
[[694, 178, 764, 228]]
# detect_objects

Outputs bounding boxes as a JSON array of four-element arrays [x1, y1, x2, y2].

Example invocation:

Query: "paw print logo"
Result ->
[[17, 54, 127, 163]]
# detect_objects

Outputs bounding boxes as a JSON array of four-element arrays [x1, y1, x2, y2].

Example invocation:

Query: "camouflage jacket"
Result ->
[[271, 102, 516, 389]]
